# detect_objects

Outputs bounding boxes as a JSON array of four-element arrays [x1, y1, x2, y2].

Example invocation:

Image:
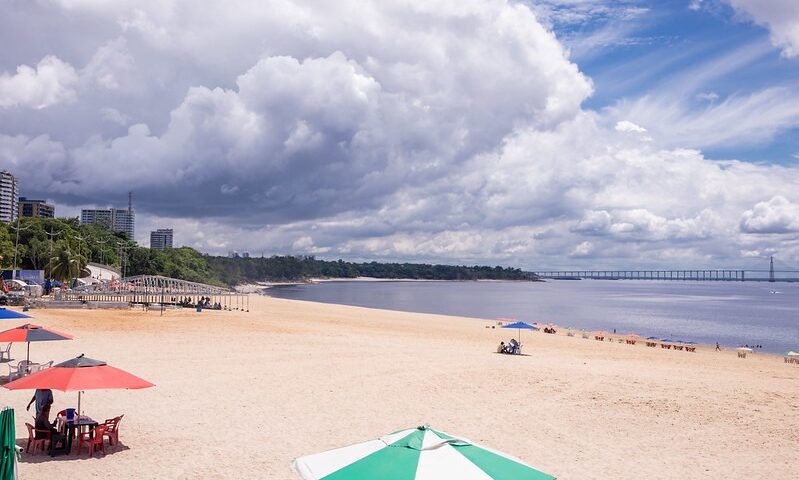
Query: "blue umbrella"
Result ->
[[646, 336, 659, 340], [0, 309, 30, 320], [501, 321, 539, 344]]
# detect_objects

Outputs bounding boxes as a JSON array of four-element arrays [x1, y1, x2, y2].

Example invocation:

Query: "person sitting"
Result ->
[[508, 338, 520, 354], [497, 341, 506, 353], [35, 405, 66, 456]]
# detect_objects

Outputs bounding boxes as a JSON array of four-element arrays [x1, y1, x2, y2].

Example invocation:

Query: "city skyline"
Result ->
[[2, 1, 799, 269]]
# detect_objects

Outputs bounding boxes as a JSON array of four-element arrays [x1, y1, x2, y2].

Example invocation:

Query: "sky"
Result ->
[[1, 0, 799, 270]]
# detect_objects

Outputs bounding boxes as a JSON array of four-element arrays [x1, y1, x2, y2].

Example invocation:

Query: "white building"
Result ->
[[150, 228, 174, 251], [81, 207, 135, 240], [0, 171, 19, 223]]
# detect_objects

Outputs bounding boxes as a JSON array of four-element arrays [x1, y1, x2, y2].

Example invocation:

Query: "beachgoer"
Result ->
[[715, 342, 720, 351], [27, 388, 53, 416], [497, 341, 505, 354], [35, 405, 66, 456]]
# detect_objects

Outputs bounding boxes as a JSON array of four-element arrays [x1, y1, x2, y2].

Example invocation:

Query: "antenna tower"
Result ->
[[769, 256, 775, 283]]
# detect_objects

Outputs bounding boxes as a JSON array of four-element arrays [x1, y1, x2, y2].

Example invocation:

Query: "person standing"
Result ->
[[715, 342, 721, 352], [26, 388, 54, 416]]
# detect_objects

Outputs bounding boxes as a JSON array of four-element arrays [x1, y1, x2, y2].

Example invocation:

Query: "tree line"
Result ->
[[0, 217, 537, 286]]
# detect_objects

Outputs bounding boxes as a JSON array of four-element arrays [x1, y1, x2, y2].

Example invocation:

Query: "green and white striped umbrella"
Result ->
[[292, 425, 555, 480]]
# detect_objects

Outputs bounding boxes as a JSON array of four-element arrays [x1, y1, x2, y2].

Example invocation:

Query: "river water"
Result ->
[[265, 279, 799, 354]]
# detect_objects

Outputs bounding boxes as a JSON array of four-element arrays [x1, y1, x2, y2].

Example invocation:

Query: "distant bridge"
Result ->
[[532, 270, 746, 281], [531, 270, 799, 282]]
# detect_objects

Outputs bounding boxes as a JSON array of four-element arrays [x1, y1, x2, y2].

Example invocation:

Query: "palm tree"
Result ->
[[50, 244, 85, 282]]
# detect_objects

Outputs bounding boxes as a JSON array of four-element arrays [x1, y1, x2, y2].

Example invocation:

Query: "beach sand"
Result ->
[[5, 295, 798, 479]]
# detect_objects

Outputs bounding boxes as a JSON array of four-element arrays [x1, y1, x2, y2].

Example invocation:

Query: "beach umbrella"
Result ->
[[0, 407, 16, 480], [3, 354, 154, 415], [785, 351, 799, 356], [0, 309, 30, 320], [292, 425, 555, 480], [502, 321, 539, 344], [0, 323, 72, 363], [646, 336, 659, 340]]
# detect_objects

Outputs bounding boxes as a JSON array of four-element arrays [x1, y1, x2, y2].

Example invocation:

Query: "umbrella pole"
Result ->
[[26, 342, 29, 363], [77, 391, 81, 416]]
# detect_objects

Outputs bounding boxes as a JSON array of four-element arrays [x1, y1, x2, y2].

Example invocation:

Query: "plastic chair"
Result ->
[[77, 425, 106, 457], [102, 415, 123, 446], [25, 423, 50, 454], [7, 363, 21, 381], [0, 343, 11, 362]]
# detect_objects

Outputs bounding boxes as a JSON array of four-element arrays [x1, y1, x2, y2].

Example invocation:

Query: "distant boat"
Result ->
[[769, 290, 781, 294]]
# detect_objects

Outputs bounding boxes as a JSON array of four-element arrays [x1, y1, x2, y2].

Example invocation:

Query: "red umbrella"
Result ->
[[4, 354, 154, 413], [0, 323, 73, 362]]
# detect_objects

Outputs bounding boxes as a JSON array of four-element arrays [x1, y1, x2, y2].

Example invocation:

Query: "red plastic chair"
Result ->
[[77, 425, 106, 457], [25, 423, 50, 454], [102, 415, 123, 446]]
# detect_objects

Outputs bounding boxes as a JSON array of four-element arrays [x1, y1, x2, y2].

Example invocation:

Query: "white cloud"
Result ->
[[100, 107, 129, 126], [726, 0, 799, 57], [4, 0, 799, 268], [614, 120, 647, 133], [740, 196, 799, 233], [608, 87, 799, 149], [81, 38, 136, 91], [570, 241, 595, 258], [0, 55, 79, 109]]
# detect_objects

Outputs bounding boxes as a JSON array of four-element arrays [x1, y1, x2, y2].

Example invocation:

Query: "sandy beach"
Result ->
[[4, 295, 798, 479]]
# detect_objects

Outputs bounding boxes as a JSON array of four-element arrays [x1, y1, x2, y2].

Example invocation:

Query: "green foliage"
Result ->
[[205, 255, 536, 285], [6, 217, 535, 286]]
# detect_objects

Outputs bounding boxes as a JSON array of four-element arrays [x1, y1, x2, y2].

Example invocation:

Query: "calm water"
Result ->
[[266, 280, 799, 353]]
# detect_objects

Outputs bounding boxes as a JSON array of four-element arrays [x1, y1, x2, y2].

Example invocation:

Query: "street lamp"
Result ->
[[10, 218, 31, 281], [45, 227, 58, 280]]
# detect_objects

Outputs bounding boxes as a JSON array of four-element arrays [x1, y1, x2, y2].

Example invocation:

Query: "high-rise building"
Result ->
[[150, 228, 174, 251], [81, 209, 114, 229], [111, 208, 135, 240], [0, 171, 19, 223], [18, 197, 55, 218], [81, 208, 135, 240]]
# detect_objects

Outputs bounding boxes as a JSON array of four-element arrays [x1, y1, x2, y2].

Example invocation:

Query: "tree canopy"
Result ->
[[1, 217, 537, 286]]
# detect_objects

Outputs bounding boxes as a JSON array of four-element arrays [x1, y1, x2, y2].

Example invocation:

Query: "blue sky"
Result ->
[[547, 0, 799, 163]]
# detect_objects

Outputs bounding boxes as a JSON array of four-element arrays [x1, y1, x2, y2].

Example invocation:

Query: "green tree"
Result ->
[[49, 243, 86, 281]]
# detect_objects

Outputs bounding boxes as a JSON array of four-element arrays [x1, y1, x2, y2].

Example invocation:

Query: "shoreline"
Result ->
[[262, 295, 783, 360], [258, 281, 790, 356], [234, 276, 538, 292]]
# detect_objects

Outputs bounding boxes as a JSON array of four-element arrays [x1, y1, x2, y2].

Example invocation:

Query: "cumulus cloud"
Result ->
[[740, 196, 799, 233], [0, 55, 78, 109], [3, 0, 799, 268]]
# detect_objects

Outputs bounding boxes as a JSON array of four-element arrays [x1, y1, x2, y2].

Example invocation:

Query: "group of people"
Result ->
[[543, 326, 557, 334], [175, 296, 223, 310], [28, 388, 67, 456], [497, 339, 521, 355]]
